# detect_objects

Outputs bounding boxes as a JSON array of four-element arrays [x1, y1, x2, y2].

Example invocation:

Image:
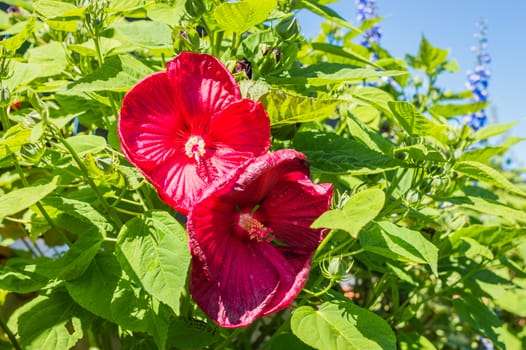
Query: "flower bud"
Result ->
[[0, 88, 10, 108], [234, 58, 252, 79], [275, 16, 300, 41], [19, 143, 44, 164], [185, 0, 207, 18]]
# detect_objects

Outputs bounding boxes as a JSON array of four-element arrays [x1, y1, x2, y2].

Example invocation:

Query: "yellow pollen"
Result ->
[[185, 135, 206, 161], [238, 214, 273, 243]]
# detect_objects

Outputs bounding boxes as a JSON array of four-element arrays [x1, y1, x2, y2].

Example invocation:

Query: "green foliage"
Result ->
[[0, 0, 525, 349]]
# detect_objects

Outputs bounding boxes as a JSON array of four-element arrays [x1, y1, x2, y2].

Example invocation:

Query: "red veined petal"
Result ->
[[166, 52, 240, 132]]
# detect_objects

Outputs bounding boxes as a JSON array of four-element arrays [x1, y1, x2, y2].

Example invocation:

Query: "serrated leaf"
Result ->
[[471, 121, 520, 142], [8, 290, 87, 350], [388, 101, 448, 139], [260, 90, 340, 126], [0, 176, 59, 220], [111, 20, 172, 50], [147, 3, 187, 26], [346, 111, 393, 154], [0, 263, 48, 293], [291, 301, 396, 350], [406, 36, 449, 75], [395, 143, 446, 163], [62, 134, 107, 156], [214, 0, 277, 33], [298, 0, 360, 33], [312, 188, 385, 238], [359, 221, 438, 275], [66, 253, 171, 349], [454, 160, 526, 196], [27, 41, 69, 77], [268, 64, 407, 86], [0, 17, 35, 51], [428, 101, 489, 119], [293, 131, 401, 175], [67, 55, 154, 92], [34, 0, 85, 18], [349, 86, 394, 118], [116, 211, 191, 314], [311, 42, 380, 68]]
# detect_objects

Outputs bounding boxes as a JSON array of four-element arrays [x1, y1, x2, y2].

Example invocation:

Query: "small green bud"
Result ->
[[275, 16, 300, 41], [0, 88, 10, 107]]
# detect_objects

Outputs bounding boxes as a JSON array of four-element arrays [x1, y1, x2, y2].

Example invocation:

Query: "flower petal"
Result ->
[[261, 179, 333, 252], [189, 195, 297, 327], [167, 52, 240, 132]]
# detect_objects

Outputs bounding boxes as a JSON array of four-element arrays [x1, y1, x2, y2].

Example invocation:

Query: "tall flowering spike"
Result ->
[[355, 0, 382, 50], [187, 149, 333, 328], [118, 52, 271, 214], [463, 19, 491, 130]]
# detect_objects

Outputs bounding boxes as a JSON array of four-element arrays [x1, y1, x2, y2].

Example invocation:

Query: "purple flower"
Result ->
[[355, 0, 382, 49], [463, 19, 491, 131]]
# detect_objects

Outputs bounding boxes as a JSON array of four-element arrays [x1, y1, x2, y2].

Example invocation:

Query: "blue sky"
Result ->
[[299, 0, 526, 167]]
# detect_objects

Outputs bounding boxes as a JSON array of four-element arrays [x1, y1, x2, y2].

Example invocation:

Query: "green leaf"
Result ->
[[291, 301, 396, 350], [471, 121, 521, 143], [348, 86, 395, 118], [116, 211, 191, 314], [268, 64, 407, 86], [453, 294, 504, 348], [293, 131, 401, 175], [34, 0, 85, 18], [454, 160, 526, 196], [111, 20, 173, 51], [0, 263, 48, 293], [311, 42, 380, 68], [67, 55, 154, 92], [8, 289, 88, 350], [167, 317, 220, 350], [447, 196, 526, 226], [448, 225, 524, 253], [0, 17, 35, 51], [147, 3, 187, 26], [312, 188, 385, 238], [298, 0, 360, 33], [214, 0, 277, 33], [428, 101, 489, 119], [260, 89, 340, 126], [398, 332, 437, 350], [69, 37, 128, 57], [346, 112, 393, 154], [0, 124, 32, 166], [359, 221, 438, 275], [2, 61, 43, 93], [27, 41, 69, 77], [395, 143, 446, 163], [459, 146, 508, 163], [66, 253, 171, 349], [388, 101, 448, 139], [62, 134, 107, 156], [0, 176, 59, 220], [406, 36, 449, 75]]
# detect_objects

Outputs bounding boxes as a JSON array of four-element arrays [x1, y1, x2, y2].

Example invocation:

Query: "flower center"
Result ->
[[184, 135, 206, 161], [235, 212, 273, 243]]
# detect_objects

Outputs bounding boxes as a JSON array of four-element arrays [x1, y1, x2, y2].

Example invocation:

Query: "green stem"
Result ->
[[0, 107, 10, 131], [215, 328, 243, 350], [53, 128, 123, 227], [12, 153, 73, 247], [0, 314, 22, 350]]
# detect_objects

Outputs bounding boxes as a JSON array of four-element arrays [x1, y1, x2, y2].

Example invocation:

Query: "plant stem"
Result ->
[[53, 127, 123, 227], [12, 153, 73, 247], [215, 328, 242, 350], [0, 107, 10, 131], [0, 315, 22, 350]]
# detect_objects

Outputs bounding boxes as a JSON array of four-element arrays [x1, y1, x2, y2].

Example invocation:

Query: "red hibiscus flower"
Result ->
[[118, 52, 271, 214], [187, 149, 333, 328]]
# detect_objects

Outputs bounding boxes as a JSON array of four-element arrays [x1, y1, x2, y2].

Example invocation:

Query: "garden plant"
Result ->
[[0, 0, 525, 349]]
